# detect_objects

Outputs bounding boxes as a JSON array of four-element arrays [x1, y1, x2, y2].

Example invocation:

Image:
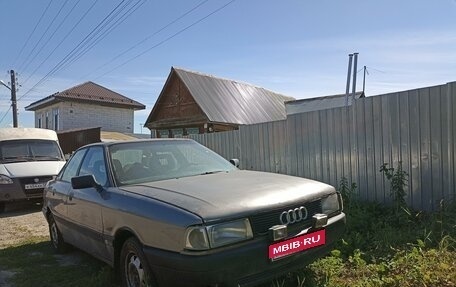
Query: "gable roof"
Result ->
[[25, 81, 145, 111], [285, 91, 365, 115], [147, 67, 295, 126]]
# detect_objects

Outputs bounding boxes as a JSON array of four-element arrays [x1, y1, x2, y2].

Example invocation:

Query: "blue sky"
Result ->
[[1, 0, 455, 133]]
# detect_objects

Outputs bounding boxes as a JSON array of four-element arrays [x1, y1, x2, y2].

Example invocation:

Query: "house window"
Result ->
[[37, 114, 42, 128], [158, 130, 169, 138], [53, 108, 59, 130], [45, 112, 49, 129], [186, 127, 199, 135], [172, 128, 183, 138]]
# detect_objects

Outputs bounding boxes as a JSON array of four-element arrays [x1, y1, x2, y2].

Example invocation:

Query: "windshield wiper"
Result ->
[[0, 156, 34, 162], [33, 155, 62, 161], [200, 170, 225, 175]]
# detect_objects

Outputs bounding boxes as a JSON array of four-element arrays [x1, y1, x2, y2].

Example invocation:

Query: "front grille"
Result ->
[[249, 199, 322, 235], [18, 176, 53, 197]]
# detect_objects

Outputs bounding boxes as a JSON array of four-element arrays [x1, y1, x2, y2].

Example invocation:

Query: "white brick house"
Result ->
[[25, 81, 145, 133]]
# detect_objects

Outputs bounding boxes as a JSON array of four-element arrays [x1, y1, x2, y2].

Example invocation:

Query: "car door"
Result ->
[[67, 146, 109, 261], [48, 148, 87, 236]]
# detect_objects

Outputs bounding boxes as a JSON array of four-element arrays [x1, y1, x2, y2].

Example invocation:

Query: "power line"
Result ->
[[80, 0, 209, 80], [21, 0, 82, 81], [97, 0, 236, 79], [18, 0, 69, 72], [11, 0, 54, 68], [367, 66, 386, 74], [0, 106, 12, 127], [18, 0, 131, 102], [21, 0, 99, 86], [61, 0, 146, 73]]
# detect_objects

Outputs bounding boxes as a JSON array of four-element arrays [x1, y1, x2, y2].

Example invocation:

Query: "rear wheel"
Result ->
[[0, 202, 5, 213], [48, 214, 68, 253], [120, 237, 156, 287]]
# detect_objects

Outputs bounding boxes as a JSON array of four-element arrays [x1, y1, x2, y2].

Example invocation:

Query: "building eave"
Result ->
[[24, 96, 59, 111]]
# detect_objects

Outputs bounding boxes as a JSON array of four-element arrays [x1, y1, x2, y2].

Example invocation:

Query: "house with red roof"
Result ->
[[25, 81, 145, 133]]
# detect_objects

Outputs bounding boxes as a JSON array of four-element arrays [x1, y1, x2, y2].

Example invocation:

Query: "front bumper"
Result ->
[[0, 176, 53, 202], [144, 212, 345, 287]]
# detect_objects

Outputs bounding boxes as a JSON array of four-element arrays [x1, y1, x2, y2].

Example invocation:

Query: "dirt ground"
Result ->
[[0, 203, 49, 249], [0, 203, 49, 287]]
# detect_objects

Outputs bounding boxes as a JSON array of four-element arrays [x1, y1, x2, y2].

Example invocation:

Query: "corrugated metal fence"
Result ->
[[191, 81, 456, 211]]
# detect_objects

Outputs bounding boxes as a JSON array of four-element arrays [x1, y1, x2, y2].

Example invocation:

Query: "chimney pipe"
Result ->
[[351, 53, 359, 104], [345, 54, 353, 107]]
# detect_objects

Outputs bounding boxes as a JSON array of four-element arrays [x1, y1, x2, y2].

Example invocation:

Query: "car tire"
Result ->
[[0, 202, 5, 213], [48, 214, 68, 253], [120, 237, 157, 287]]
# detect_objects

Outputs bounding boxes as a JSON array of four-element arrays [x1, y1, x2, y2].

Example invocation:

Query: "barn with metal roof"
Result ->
[[145, 67, 294, 137]]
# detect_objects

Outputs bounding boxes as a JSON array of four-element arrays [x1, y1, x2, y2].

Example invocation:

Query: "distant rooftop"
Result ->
[[170, 67, 295, 124], [286, 91, 365, 115], [25, 81, 145, 111]]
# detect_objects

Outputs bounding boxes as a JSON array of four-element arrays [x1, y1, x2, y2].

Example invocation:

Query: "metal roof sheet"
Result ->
[[285, 92, 365, 115], [25, 81, 145, 111], [173, 68, 295, 125]]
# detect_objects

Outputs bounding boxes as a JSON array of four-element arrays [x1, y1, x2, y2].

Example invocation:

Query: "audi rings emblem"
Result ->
[[279, 206, 308, 225]]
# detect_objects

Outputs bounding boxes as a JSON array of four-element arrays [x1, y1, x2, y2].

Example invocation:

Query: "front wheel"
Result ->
[[120, 238, 157, 287], [48, 214, 68, 253]]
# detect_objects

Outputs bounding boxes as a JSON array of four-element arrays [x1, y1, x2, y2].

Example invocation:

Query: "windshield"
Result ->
[[0, 139, 64, 164], [109, 140, 237, 186]]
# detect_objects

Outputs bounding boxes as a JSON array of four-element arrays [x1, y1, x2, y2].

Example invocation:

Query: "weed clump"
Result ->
[[275, 163, 456, 287]]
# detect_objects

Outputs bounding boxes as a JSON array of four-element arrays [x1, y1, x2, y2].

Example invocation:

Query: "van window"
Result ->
[[0, 139, 64, 164]]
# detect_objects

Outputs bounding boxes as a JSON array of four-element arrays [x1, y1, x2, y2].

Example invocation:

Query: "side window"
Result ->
[[61, 149, 87, 182], [79, 147, 108, 187]]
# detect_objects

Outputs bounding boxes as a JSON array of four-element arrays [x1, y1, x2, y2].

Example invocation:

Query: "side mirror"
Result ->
[[71, 175, 102, 192], [229, 158, 240, 168]]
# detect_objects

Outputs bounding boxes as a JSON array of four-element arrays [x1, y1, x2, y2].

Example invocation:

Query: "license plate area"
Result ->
[[24, 183, 46, 189], [268, 229, 326, 261]]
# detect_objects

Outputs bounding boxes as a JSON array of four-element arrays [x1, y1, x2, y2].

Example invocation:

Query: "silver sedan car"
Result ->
[[42, 139, 345, 287]]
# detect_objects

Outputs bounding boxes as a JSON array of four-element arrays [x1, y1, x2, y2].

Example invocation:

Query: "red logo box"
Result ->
[[268, 229, 326, 260]]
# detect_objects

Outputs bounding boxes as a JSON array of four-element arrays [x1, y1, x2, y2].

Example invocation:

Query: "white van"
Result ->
[[0, 128, 66, 210]]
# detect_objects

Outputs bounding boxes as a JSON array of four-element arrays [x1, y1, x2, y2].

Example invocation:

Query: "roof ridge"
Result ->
[[60, 81, 142, 104]]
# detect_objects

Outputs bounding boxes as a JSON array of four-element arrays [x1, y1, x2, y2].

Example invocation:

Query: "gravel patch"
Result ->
[[0, 204, 49, 286], [0, 205, 49, 249]]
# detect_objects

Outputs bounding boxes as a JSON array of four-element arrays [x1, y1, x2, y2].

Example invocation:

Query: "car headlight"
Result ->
[[185, 226, 209, 250], [207, 218, 253, 248], [185, 218, 253, 250], [321, 192, 341, 215], [0, 174, 13, 184]]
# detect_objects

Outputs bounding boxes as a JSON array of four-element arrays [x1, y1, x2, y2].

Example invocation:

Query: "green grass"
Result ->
[[1, 200, 455, 287], [269, 199, 456, 287], [0, 237, 116, 287]]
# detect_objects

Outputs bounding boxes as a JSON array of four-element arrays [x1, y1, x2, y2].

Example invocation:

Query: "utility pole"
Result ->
[[362, 66, 367, 95], [0, 70, 18, 127], [10, 70, 18, 128]]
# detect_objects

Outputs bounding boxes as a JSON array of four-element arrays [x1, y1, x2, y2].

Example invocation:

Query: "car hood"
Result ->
[[0, 161, 66, 177], [120, 170, 335, 222]]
